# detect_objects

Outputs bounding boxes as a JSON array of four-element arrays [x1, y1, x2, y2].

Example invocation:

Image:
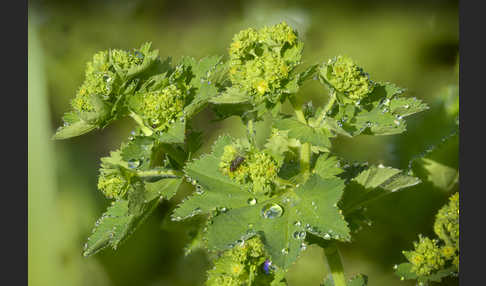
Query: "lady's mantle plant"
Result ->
[[54, 22, 434, 286], [395, 192, 459, 285]]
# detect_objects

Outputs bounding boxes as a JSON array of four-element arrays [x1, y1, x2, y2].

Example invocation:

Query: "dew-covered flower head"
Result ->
[[228, 22, 304, 106], [320, 55, 374, 101], [219, 142, 280, 194]]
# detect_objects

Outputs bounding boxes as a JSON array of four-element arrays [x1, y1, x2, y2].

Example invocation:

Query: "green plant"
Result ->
[[395, 192, 459, 285], [53, 22, 438, 285]]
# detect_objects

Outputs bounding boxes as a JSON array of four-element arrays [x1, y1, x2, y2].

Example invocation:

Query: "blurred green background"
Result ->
[[28, 0, 459, 285]]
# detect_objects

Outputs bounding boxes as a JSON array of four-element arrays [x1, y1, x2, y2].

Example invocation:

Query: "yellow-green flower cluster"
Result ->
[[434, 192, 459, 269], [403, 236, 445, 276], [228, 22, 303, 105], [110, 48, 144, 71], [434, 192, 459, 249], [320, 55, 374, 101], [219, 144, 280, 194], [205, 237, 272, 286], [71, 51, 114, 113], [97, 171, 129, 199], [403, 192, 459, 276], [130, 84, 186, 131]]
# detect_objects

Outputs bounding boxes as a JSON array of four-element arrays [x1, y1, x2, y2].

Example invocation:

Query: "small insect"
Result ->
[[230, 155, 245, 172]]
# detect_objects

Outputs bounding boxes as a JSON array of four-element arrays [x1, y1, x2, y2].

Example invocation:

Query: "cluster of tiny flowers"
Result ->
[[434, 192, 459, 269], [129, 84, 186, 131], [228, 22, 303, 105], [70, 46, 148, 117], [403, 192, 459, 276], [320, 55, 374, 100], [71, 51, 113, 113], [403, 236, 446, 276], [97, 171, 129, 199], [219, 144, 280, 194], [205, 237, 273, 286]]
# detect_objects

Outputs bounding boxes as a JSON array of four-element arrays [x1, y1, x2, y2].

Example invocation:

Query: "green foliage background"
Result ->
[[28, 0, 458, 285]]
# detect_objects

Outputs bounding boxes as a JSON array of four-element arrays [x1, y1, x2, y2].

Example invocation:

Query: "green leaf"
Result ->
[[205, 175, 350, 269], [155, 119, 186, 144], [353, 107, 407, 136], [410, 130, 459, 191], [171, 135, 255, 221], [144, 177, 183, 201], [173, 136, 350, 269], [52, 119, 97, 140], [313, 153, 344, 179], [273, 117, 332, 149], [184, 82, 219, 118], [84, 178, 171, 257], [394, 262, 455, 283], [341, 164, 421, 214], [209, 86, 251, 104], [389, 97, 429, 117]]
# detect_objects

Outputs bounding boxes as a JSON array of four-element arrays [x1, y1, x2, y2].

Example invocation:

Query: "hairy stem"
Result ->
[[129, 112, 153, 136], [315, 92, 336, 125], [300, 142, 311, 178], [323, 242, 347, 286], [247, 119, 256, 145]]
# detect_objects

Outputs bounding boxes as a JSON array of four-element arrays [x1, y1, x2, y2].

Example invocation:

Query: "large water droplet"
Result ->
[[128, 159, 140, 169], [247, 198, 257, 205], [261, 203, 283, 219], [195, 186, 204, 195]]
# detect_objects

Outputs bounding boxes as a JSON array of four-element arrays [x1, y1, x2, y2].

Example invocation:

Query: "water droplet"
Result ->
[[261, 203, 283, 219], [378, 163, 385, 168], [294, 221, 301, 227], [293, 231, 306, 240], [195, 187, 204, 195], [220, 207, 228, 213], [400, 277, 404, 281], [281, 248, 289, 255], [127, 159, 140, 169], [247, 198, 257, 205], [300, 243, 307, 251], [248, 223, 254, 229], [323, 233, 331, 240], [393, 264, 398, 270], [383, 98, 390, 106], [404, 104, 410, 109], [311, 201, 316, 206]]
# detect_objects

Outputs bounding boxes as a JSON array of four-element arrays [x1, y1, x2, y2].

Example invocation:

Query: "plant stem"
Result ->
[[316, 92, 336, 124], [129, 112, 153, 136], [323, 242, 347, 286], [300, 142, 311, 178], [247, 119, 256, 145]]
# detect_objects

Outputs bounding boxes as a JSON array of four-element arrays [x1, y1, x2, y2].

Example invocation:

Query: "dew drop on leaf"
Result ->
[[261, 203, 283, 219], [300, 243, 307, 251], [293, 231, 306, 240], [323, 233, 331, 240], [247, 198, 257, 205], [294, 221, 301, 227], [281, 248, 289, 255], [128, 159, 140, 169]]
